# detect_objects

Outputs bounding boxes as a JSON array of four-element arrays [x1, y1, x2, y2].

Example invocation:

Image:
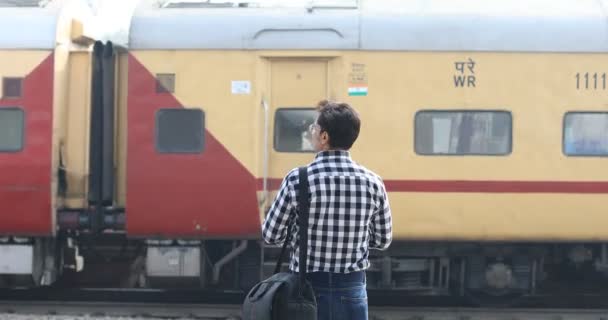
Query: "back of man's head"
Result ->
[[316, 100, 361, 150]]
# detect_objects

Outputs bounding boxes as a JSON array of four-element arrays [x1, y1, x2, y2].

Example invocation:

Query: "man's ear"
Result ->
[[322, 132, 330, 146]]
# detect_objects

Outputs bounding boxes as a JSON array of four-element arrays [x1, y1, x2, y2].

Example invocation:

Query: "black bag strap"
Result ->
[[297, 166, 310, 287], [273, 166, 310, 277]]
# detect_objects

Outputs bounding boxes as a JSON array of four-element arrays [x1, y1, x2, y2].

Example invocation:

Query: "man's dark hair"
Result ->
[[316, 100, 361, 150]]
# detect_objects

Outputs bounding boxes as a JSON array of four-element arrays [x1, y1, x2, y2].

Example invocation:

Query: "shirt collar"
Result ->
[[314, 150, 351, 161]]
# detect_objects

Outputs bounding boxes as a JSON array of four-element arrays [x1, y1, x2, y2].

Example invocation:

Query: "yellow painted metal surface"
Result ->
[[58, 51, 92, 208], [127, 50, 608, 241], [0, 52, 49, 92], [116, 52, 128, 208], [343, 52, 608, 182], [50, 0, 99, 232], [268, 59, 328, 177], [53, 44, 71, 217], [395, 193, 608, 241]]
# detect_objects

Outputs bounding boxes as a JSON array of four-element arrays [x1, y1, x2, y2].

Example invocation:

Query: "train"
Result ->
[[1, 0, 608, 302]]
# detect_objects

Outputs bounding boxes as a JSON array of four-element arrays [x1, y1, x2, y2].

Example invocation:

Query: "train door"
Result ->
[[268, 59, 328, 179], [259, 59, 329, 278]]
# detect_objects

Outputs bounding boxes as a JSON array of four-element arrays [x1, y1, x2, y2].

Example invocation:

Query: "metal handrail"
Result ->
[[260, 98, 270, 207]]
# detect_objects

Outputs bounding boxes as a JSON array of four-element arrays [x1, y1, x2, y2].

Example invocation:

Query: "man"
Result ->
[[262, 100, 392, 320]]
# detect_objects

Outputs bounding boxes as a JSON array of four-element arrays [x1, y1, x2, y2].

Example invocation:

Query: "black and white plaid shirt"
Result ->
[[262, 150, 392, 273]]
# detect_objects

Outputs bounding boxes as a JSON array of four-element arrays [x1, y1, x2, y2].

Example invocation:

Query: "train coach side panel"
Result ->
[[125, 51, 260, 238], [0, 52, 54, 236], [257, 51, 608, 241], [121, 48, 608, 241], [345, 52, 608, 241]]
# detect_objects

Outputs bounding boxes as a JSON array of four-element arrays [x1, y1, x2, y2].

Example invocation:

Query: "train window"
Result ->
[[0, 108, 24, 152], [3, 77, 22, 98], [274, 108, 317, 152], [415, 110, 512, 155], [563, 112, 608, 156], [156, 74, 175, 93], [155, 108, 204, 153]]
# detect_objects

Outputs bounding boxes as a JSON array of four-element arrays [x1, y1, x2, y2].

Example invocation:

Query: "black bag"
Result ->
[[242, 167, 317, 320]]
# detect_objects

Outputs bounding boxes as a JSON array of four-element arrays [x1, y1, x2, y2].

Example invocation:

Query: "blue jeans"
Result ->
[[306, 271, 368, 320]]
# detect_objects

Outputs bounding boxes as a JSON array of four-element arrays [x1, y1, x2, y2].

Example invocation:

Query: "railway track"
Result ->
[[1, 302, 608, 320], [0, 301, 241, 319], [2, 287, 608, 319], [2, 287, 608, 308]]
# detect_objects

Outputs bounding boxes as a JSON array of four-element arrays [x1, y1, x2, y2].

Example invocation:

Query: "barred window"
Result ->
[[274, 108, 317, 152], [0, 108, 24, 152], [155, 108, 204, 153], [415, 110, 512, 155], [563, 112, 608, 156]]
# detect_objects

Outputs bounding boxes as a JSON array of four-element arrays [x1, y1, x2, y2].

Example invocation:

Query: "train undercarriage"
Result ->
[[3, 234, 608, 305]]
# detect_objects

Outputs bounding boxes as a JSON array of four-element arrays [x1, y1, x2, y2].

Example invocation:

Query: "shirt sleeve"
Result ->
[[262, 172, 295, 246], [369, 180, 392, 250]]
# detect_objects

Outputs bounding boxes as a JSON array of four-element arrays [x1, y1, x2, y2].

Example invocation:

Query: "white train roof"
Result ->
[[0, 2, 59, 49], [0, 0, 102, 50], [126, 0, 608, 52]]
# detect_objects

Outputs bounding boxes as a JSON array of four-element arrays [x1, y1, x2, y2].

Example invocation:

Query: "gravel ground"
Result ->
[[0, 302, 241, 320], [0, 315, 218, 320], [0, 316, 196, 320], [3, 308, 608, 320]]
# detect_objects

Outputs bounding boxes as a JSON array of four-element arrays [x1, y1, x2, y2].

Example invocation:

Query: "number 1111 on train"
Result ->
[[575, 72, 607, 90]]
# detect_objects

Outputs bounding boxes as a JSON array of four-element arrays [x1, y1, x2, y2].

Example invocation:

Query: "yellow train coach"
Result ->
[[108, 0, 608, 297], [3, 0, 608, 300]]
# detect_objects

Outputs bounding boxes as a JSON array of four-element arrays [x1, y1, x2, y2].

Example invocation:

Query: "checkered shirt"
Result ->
[[262, 150, 392, 273]]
